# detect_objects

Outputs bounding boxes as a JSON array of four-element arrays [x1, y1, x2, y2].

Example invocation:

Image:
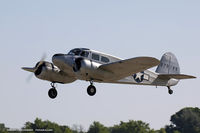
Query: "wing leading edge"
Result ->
[[98, 57, 160, 81]]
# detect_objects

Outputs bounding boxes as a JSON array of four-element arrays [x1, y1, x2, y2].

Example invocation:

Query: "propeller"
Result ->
[[26, 73, 34, 83], [22, 53, 47, 82]]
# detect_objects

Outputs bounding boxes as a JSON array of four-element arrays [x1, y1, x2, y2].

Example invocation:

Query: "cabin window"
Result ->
[[92, 53, 99, 61], [80, 51, 89, 57], [101, 56, 109, 63]]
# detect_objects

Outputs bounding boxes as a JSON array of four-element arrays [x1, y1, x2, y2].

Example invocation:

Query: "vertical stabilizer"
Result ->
[[156, 52, 180, 74]]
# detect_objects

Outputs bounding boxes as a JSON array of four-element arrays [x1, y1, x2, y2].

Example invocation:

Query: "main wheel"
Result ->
[[87, 85, 96, 96], [48, 88, 58, 99]]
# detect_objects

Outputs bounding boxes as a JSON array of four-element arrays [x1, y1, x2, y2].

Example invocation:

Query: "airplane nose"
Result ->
[[52, 53, 73, 70], [53, 53, 65, 58], [52, 53, 65, 62]]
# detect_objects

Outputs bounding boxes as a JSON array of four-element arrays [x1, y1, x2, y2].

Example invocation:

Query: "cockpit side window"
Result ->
[[92, 53, 99, 61], [101, 56, 110, 63], [80, 51, 89, 57]]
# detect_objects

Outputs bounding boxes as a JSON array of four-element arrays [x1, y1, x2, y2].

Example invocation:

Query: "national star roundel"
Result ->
[[133, 71, 144, 83]]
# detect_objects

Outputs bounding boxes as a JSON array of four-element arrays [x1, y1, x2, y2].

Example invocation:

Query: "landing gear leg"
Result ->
[[87, 81, 96, 96], [167, 86, 173, 95], [48, 82, 58, 99]]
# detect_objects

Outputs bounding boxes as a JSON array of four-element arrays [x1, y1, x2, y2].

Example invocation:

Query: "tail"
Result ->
[[156, 52, 196, 79], [156, 52, 180, 74], [155, 52, 195, 95]]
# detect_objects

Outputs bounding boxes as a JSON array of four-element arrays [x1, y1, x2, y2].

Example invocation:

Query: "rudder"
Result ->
[[156, 52, 180, 74]]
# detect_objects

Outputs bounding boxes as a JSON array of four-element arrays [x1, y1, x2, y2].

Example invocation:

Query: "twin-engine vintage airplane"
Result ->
[[22, 48, 196, 99]]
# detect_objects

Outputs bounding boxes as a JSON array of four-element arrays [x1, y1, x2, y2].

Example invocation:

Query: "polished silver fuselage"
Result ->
[[51, 49, 179, 87], [22, 48, 196, 98]]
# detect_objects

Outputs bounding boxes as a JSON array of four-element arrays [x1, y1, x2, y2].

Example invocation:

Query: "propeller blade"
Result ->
[[40, 53, 47, 61], [22, 67, 36, 73], [37, 53, 47, 67], [26, 73, 34, 83]]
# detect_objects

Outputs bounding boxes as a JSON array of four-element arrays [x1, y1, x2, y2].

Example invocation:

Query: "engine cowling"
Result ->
[[35, 61, 76, 83]]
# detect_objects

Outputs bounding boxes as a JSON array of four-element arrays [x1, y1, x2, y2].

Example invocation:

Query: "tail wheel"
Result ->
[[87, 85, 96, 96], [167, 86, 173, 95], [48, 88, 58, 99]]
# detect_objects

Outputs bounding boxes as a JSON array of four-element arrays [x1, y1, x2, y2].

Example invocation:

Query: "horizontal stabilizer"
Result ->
[[158, 74, 196, 80]]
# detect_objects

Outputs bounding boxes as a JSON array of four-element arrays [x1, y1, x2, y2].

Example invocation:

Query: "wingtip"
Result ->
[[148, 57, 160, 66], [155, 58, 160, 65], [136, 56, 160, 67], [183, 74, 197, 79], [190, 76, 197, 79]]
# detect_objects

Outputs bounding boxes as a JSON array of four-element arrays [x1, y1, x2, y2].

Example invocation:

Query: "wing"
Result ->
[[98, 57, 160, 81], [158, 74, 196, 80]]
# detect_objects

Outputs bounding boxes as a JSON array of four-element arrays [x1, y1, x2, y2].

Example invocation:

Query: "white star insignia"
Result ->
[[135, 72, 143, 81]]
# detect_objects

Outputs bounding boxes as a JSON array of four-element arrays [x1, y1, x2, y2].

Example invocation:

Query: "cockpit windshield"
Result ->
[[68, 48, 89, 57], [68, 49, 81, 56], [80, 51, 89, 57]]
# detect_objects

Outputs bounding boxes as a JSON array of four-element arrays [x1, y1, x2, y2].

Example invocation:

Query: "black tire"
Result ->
[[48, 88, 58, 99], [168, 89, 173, 95], [87, 85, 96, 96]]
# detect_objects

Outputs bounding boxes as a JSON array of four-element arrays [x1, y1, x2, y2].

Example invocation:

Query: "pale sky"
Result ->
[[0, 0, 199, 130]]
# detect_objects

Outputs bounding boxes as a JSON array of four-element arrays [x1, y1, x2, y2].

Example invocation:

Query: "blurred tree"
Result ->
[[0, 123, 8, 133], [23, 118, 72, 133], [166, 107, 200, 133], [110, 120, 155, 133], [2, 107, 200, 133], [87, 121, 109, 133], [156, 128, 166, 133]]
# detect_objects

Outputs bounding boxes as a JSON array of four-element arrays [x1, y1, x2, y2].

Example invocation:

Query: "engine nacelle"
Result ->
[[81, 59, 100, 71], [35, 61, 76, 83], [74, 58, 105, 80]]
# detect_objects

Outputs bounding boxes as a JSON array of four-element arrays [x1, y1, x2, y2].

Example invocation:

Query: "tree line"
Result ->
[[0, 107, 200, 133]]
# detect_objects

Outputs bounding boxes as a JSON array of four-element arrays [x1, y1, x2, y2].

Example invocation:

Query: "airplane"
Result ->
[[22, 48, 196, 99]]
